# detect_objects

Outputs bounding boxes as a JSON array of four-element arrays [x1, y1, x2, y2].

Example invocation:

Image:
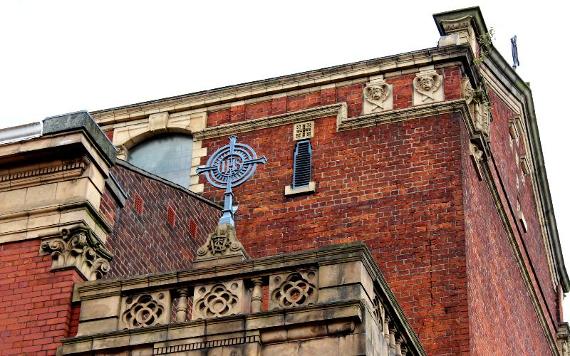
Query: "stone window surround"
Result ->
[[110, 110, 207, 193]]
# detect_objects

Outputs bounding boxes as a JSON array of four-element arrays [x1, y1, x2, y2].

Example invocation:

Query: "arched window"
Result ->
[[128, 134, 193, 187]]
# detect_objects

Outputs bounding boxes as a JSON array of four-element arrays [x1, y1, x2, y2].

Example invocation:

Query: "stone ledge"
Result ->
[[284, 181, 316, 196]]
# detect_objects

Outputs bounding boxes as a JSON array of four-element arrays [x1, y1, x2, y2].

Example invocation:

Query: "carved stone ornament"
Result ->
[[413, 70, 444, 105], [39, 227, 112, 280], [462, 78, 474, 105], [468, 88, 491, 138], [116, 145, 128, 160], [192, 280, 246, 320], [194, 224, 248, 266], [469, 142, 485, 180], [372, 295, 386, 328], [120, 291, 171, 329], [269, 270, 318, 310], [362, 79, 393, 114]]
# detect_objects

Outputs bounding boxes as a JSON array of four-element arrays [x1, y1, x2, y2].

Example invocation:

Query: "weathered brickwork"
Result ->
[[461, 123, 553, 354], [487, 88, 559, 325], [200, 74, 469, 354], [0, 239, 83, 355], [101, 163, 220, 278]]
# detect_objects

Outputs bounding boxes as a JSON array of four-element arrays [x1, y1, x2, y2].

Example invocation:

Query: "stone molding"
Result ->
[[338, 98, 469, 131], [90, 46, 472, 125], [192, 103, 346, 141], [39, 226, 112, 281], [0, 157, 88, 191], [558, 323, 570, 356], [154, 335, 260, 355]]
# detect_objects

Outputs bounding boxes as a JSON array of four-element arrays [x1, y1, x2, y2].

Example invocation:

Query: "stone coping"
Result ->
[[42, 111, 116, 166]]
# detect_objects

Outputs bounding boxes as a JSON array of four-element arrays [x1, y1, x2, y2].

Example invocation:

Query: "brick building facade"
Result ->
[[0, 7, 568, 356]]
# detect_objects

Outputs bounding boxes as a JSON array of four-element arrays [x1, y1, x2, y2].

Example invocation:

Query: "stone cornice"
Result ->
[[90, 46, 472, 124], [338, 99, 469, 131], [0, 157, 88, 190]]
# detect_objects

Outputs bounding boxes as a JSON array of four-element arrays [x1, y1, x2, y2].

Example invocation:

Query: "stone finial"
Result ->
[[193, 223, 249, 268], [39, 227, 112, 280]]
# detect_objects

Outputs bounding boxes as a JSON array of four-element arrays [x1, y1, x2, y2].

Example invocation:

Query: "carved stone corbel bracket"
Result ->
[[463, 78, 491, 140], [39, 227, 112, 280]]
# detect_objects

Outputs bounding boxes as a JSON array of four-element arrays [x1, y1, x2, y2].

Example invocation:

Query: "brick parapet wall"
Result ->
[[0, 239, 83, 355], [101, 163, 220, 279]]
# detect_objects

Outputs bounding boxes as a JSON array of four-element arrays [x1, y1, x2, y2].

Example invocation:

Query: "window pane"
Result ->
[[128, 134, 193, 187]]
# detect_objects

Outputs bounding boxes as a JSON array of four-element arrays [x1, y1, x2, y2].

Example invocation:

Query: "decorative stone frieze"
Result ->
[[119, 291, 171, 329], [192, 280, 246, 320], [194, 224, 248, 267], [362, 77, 393, 114], [269, 270, 318, 310], [39, 227, 112, 280], [0, 156, 88, 191], [413, 69, 444, 105]]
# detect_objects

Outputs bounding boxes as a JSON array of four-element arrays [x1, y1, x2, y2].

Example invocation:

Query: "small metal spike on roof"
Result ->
[[511, 35, 520, 69]]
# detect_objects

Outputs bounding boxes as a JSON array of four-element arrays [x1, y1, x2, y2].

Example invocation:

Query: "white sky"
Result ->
[[1, 0, 570, 317]]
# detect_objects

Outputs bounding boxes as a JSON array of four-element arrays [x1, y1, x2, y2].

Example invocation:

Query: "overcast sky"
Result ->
[[1, 0, 569, 316]]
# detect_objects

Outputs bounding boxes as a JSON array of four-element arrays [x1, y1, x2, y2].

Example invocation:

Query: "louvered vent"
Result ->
[[292, 140, 312, 188]]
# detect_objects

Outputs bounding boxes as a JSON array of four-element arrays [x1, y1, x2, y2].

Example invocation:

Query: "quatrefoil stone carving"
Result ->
[[269, 270, 318, 310]]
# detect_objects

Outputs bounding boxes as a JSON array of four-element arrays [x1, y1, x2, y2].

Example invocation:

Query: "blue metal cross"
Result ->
[[196, 136, 267, 226]]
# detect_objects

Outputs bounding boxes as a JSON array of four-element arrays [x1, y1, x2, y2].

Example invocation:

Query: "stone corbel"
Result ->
[[469, 140, 486, 181], [463, 78, 491, 139], [39, 227, 112, 280]]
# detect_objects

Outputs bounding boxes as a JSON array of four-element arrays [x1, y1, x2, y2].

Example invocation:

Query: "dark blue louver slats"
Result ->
[[292, 140, 312, 188]]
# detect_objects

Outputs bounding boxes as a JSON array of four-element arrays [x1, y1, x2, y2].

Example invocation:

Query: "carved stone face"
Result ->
[[366, 85, 387, 101], [418, 76, 435, 91]]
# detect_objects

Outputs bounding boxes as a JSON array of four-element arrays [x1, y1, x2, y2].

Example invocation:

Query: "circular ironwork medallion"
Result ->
[[202, 141, 260, 189]]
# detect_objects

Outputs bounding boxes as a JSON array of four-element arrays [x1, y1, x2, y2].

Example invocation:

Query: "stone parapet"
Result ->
[[63, 242, 425, 355]]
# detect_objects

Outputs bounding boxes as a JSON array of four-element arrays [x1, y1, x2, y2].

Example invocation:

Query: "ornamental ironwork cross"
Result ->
[[196, 135, 267, 226]]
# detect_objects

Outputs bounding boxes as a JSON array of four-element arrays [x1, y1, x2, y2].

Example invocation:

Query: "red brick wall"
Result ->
[[461, 123, 553, 354], [0, 239, 83, 355], [102, 163, 220, 278], [200, 68, 469, 355], [487, 89, 559, 325]]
